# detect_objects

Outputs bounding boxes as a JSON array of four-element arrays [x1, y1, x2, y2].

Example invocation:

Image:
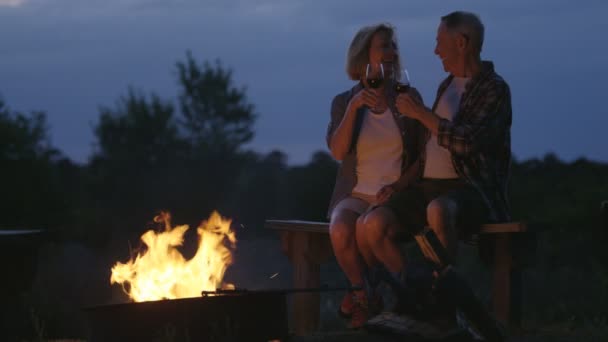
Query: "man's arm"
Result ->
[[437, 82, 511, 156], [397, 81, 511, 157], [395, 88, 441, 135]]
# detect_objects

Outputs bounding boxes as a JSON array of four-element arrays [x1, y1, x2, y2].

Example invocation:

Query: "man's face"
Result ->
[[434, 22, 461, 75]]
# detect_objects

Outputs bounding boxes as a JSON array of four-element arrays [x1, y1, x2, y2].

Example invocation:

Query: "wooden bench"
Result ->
[[265, 219, 527, 335]]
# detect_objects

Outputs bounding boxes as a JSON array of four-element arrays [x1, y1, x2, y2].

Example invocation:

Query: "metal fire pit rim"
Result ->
[[84, 289, 289, 342], [83, 292, 279, 311], [201, 284, 362, 296]]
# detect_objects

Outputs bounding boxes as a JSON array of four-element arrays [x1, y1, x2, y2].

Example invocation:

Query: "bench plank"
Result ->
[[265, 220, 527, 234], [265, 220, 330, 234], [481, 222, 527, 233]]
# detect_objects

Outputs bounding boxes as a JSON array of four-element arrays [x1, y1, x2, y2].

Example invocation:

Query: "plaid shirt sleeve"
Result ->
[[437, 80, 511, 156]]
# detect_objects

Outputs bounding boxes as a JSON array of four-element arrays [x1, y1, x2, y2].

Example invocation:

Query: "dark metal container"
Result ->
[[84, 292, 288, 342], [0, 229, 45, 340]]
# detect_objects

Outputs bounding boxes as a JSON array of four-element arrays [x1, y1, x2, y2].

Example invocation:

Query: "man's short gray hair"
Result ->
[[441, 11, 484, 53]]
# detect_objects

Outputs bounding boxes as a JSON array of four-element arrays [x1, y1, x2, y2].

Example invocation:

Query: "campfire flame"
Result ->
[[110, 211, 236, 302]]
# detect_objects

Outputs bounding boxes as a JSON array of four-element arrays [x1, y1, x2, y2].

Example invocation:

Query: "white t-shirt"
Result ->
[[353, 108, 403, 196], [423, 76, 470, 179]]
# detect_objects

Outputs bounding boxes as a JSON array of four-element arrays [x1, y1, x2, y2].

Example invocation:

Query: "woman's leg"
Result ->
[[330, 205, 366, 287], [360, 207, 405, 274], [355, 214, 378, 268]]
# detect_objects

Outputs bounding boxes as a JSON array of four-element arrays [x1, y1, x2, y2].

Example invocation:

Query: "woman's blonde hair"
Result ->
[[345, 23, 401, 81]]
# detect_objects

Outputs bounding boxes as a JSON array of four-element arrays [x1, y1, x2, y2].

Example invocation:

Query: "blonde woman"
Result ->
[[326, 23, 424, 328]]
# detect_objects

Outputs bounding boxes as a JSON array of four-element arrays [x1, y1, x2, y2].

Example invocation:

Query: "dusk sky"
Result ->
[[1, 0, 606, 165]]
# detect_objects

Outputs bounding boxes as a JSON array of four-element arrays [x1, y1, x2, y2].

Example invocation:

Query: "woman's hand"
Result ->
[[348, 88, 380, 112], [375, 184, 396, 205]]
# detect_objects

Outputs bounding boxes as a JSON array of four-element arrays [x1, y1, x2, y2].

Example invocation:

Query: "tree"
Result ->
[[171, 53, 259, 221], [286, 151, 338, 221], [89, 88, 186, 234], [0, 99, 56, 161], [93, 87, 183, 167], [176, 51, 256, 157], [224, 150, 289, 234], [0, 98, 65, 229]]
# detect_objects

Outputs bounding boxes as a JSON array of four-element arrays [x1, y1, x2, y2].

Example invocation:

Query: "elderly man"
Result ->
[[357, 11, 512, 285]]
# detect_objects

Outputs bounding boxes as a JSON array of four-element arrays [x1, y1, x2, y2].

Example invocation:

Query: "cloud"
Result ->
[[0, 0, 26, 7]]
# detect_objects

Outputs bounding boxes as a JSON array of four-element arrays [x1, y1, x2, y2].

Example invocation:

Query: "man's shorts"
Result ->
[[383, 178, 489, 239]]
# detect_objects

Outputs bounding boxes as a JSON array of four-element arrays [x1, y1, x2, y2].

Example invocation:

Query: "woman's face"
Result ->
[[368, 30, 397, 69]]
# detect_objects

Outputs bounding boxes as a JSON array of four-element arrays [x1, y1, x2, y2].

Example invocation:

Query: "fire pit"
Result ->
[[89, 212, 288, 341], [85, 291, 288, 342]]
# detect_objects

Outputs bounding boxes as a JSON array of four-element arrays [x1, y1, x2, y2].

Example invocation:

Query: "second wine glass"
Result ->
[[393, 67, 411, 93]]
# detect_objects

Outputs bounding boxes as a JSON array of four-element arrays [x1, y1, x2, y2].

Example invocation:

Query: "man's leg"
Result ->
[[426, 197, 459, 259], [426, 183, 489, 259]]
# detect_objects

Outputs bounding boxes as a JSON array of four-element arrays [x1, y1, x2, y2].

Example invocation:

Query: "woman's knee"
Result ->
[[363, 208, 394, 242], [330, 211, 358, 244], [355, 215, 366, 235], [355, 215, 369, 246]]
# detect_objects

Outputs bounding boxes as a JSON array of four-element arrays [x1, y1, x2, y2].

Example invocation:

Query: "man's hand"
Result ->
[[376, 184, 396, 205], [395, 93, 440, 135], [395, 93, 426, 120]]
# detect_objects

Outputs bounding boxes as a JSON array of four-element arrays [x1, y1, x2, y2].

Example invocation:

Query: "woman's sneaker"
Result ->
[[350, 292, 370, 329], [338, 291, 355, 318], [339, 291, 383, 319]]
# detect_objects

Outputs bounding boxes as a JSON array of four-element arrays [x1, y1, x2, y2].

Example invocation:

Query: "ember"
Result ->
[[110, 211, 236, 302]]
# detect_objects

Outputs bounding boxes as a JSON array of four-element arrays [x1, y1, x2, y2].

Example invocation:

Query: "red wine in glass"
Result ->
[[394, 82, 410, 93], [366, 63, 385, 89], [393, 68, 411, 93], [367, 77, 384, 89]]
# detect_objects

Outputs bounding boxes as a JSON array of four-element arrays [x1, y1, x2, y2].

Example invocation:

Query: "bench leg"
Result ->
[[510, 267, 523, 329], [290, 231, 320, 336], [492, 233, 511, 326]]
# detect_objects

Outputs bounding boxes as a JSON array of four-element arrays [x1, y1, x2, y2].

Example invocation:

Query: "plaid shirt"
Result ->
[[421, 61, 512, 222]]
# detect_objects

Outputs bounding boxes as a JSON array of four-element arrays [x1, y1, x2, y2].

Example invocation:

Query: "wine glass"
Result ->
[[392, 67, 411, 94], [365, 63, 385, 113]]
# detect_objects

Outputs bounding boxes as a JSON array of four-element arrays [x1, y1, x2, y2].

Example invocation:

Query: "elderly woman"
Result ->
[[326, 23, 423, 328]]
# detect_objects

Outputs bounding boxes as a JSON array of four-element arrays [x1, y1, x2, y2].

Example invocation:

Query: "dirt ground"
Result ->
[[291, 330, 608, 342], [27, 235, 607, 341]]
